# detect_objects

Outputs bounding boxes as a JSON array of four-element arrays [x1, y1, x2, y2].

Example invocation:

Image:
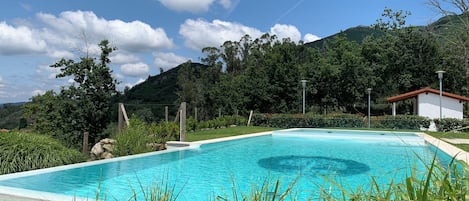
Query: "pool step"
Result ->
[[166, 141, 191, 149]]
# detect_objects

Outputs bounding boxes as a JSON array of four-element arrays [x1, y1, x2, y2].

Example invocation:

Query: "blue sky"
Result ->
[[0, 0, 443, 103]]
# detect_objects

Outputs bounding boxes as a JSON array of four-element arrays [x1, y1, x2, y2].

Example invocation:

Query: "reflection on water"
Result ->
[[258, 155, 370, 176]]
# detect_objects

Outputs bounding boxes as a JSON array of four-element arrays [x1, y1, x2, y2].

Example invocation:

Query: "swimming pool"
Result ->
[[0, 129, 455, 200]]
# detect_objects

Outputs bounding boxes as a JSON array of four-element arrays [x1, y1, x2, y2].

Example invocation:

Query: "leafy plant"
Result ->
[[0, 131, 84, 175], [374, 115, 431, 130], [113, 118, 152, 156]]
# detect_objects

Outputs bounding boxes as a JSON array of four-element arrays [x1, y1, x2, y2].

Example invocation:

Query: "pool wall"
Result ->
[[0, 129, 467, 201]]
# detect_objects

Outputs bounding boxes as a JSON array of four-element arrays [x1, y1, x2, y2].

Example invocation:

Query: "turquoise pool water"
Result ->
[[0, 129, 448, 200]]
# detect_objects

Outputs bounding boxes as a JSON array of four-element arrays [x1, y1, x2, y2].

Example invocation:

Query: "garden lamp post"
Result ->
[[301, 80, 308, 114], [367, 88, 372, 128], [436, 70, 445, 120]]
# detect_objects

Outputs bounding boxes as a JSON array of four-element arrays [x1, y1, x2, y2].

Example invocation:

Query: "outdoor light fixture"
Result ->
[[367, 88, 372, 128], [436, 70, 445, 120], [301, 80, 308, 114]]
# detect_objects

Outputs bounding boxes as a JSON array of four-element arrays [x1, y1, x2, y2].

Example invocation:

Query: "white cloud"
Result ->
[[219, 0, 232, 8], [0, 76, 5, 88], [31, 89, 45, 96], [303, 33, 321, 43], [180, 19, 307, 50], [159, 0, 232, 13], [0, 76, 6, 98], [154, 52, 189, 71], [124, 78, 146, 89], [48, 50, 74, 59], [0, 22, 47, 55], [36, 65, 61, 79], [110, 53, 140, 64], [120, 62, 150, 77], [0, 10, 174, 57], [270, 24, 301, 42], [180, 19, 263, 50], [37, 10, 174, 53]]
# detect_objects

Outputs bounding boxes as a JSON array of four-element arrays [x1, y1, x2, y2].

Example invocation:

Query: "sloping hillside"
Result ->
[[305, 26, 385, 48]]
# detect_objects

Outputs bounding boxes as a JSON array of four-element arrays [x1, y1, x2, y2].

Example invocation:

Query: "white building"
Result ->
[[386, 87, 469, 119]]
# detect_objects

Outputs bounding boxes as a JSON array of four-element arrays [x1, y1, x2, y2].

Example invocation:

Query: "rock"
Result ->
[[102, 144, 114, 152], [146, 143, 166, 151], [91, 143, 104, 157], [102, 152, 113, 159], [100, 138, 113, 144], [90, 138, 116, 160]]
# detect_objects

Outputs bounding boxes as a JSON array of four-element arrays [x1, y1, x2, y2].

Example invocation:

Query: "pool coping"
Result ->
[[0, 128, 467, 201]]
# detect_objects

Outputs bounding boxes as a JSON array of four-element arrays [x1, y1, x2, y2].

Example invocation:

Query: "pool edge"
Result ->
[[416, 132, 469, 164]]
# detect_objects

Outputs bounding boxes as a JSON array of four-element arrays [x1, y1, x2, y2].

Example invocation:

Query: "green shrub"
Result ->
[[113, 118, 152, 157], [0, 131, 85, 175], [186, 115, 247, 132], [323, 113, 365, 128], [148, 121, 179, 143], [434, 118, 469, 132], [251, 113, 363, 128], [113, 118, 179, 157], [374, 115, 431, 130]]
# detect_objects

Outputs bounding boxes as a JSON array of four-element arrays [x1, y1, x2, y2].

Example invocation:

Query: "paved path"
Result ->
[[442, 138, 469, 144]]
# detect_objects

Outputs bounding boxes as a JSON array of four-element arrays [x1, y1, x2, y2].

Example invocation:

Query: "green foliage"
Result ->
[[23, 40, 118, 148], [113, 118, 179, 157], [0, 131, 84, 175], [251, 113, 364, 128], [374, 115, 431, 130], [0, 103, 24, 129], [434, 118, 469, 132], [113, 118, 152, 156], [319, 156, 468, 201], [186, 115, 247, 132], [216, 177, 298, 201]]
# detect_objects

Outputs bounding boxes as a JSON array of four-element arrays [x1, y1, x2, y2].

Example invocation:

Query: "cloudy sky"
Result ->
[[0, 0, 441, 103]]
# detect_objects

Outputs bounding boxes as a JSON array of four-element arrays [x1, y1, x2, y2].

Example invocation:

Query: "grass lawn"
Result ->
[[185, 126, 278, 142], [185, 126, 469, 152], [425, 131, 469, 152]]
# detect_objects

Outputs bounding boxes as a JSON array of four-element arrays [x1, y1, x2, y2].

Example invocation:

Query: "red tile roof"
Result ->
[[386, 87, 469, 103]]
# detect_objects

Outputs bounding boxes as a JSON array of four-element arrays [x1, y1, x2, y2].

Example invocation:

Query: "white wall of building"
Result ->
[[418, 93, 464, 119]]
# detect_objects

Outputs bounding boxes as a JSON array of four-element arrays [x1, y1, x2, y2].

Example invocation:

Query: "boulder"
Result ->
[[90, 138, 116, 160]]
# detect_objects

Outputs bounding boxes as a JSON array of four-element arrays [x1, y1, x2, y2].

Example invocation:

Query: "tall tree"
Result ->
[[50, 40, 118, 144], [428, 0, 469, 93]]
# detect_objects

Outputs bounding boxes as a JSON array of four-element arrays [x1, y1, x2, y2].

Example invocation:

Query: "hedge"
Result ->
[[251, 113, 364, 128], [252, 113, 431, 130]]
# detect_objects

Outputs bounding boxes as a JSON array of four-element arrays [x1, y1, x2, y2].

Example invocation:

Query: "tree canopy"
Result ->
[[23, 40, 118, 147]]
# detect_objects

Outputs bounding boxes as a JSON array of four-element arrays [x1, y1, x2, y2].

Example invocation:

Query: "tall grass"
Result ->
[[215, 177, 299, 201], [113, 118, 153, 156], [316, 155, 468, 200], [0, 131, 85, 174]]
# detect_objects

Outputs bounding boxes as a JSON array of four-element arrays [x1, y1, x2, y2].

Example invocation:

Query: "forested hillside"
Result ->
[[3, 12, 469, 129]]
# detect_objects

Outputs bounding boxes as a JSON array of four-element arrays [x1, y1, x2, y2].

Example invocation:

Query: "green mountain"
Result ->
[[114, 62, 207, 121], [305, 26, 385, 48]]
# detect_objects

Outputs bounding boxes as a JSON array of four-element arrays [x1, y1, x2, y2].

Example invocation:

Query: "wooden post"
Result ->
[[247, 110, 253, 126], [118, 103, 124, 133], [120, 103, 130, 126], [195, 107, 198, 121], [180, 102, 186, 142], [165, 106, 168, 122], [82, 132, 89, 155]]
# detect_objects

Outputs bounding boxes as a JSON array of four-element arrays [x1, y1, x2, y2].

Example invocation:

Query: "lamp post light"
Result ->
[[367, 88, 372, 128], [301, 80, 308, 114], [436, 70, 446, 120]]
